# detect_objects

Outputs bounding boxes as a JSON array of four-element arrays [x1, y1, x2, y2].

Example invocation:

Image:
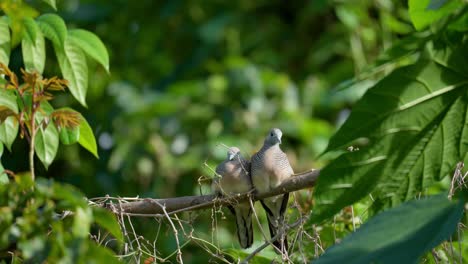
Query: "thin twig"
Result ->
[[153, 200, 183, 264]]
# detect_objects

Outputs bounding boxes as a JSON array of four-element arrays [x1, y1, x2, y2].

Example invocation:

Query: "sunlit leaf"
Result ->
[[42, 0, 56, 10], [0, 88, 18, 113], [92, 207, 123, 243], [0, 117, 18, 151], [0, 16, 11, 66], [78, 114, 98, 158], [22, 17, 45, 74], [0, 1, 39, 47], [36, 13, 67, 48], [314, 195, 464, 264], [0, 89, 18, 151], [409, 0, 462, 30], [34, 123, 59, 170], [73, 206, 92, 238], [313, 40, 468, 222], [68, 29, 110, 72], [55, 38, 88, 107]]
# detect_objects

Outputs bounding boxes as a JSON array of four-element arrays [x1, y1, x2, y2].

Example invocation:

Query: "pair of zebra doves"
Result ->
[[213, 128, 293, 254]]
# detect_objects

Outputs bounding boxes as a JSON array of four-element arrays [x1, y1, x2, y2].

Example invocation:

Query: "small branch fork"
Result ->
[[97, 169, 319, 217]]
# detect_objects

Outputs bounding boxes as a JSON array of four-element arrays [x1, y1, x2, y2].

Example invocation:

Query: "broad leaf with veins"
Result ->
[[312, 38, 468, 222]]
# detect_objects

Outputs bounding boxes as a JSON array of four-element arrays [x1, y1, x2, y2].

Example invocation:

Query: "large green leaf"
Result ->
[[0, 89, 19, 151], [92, 207, 123, 243], [409, 0, 462, 30], [34, 123, 59, 170], [313, 194, 464, 264], [55, 38, 89, 107], [68, 29, 110, 72], [0, 89, 18, 113], [313, 39, 468, 222], [78, 114, 98, 158], [36, 14, 67, 48], [22, 17, 45, 73], [0, 16, 11, 66]]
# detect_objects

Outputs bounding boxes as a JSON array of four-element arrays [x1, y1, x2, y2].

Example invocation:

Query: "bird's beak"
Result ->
[[277, 136, 282, 144], [228, 153, 235, 160]]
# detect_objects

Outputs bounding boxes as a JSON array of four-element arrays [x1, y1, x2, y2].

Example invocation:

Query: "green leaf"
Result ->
[[14, 171, 33, 190], [84, 242, 122, 264], [59, 126, 79, 145], [0, 117, 19, 151], [409, 0, 461, 30], [0, 89, 18, 113], [68, 29, 110, 72], [78, 114, 98, 158], [225, 249, 272, 264], [0, 16, 11, 66], [73, 206, 93, 238], [313, 40, 468, 222], [22, 17, 45, 73], [314, 195, 464, 264], [55, 38, 88, 107], [92, 207, 123, 243], [36, 13, 67, 48], [52, 182, 87, 208], [42, 0, 57, 10], [34, 123, 59, 170]]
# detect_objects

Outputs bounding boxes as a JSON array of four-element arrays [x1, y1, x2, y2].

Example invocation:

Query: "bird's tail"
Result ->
[[261, 193, 289, 254], [234, 205, 253, 248]]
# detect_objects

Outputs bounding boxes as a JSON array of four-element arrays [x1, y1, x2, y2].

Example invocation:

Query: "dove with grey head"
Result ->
[[212, 147, 253, 248], [251, 128, 294, 253]]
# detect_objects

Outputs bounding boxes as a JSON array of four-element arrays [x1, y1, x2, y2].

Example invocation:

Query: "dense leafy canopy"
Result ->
[[0, 0, 467, 263]]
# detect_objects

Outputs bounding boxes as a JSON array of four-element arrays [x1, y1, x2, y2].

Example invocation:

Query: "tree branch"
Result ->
[[111, 169, 319, 216]]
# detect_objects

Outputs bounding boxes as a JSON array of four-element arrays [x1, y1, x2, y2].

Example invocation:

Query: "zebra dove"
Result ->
[[212, 147, 253, 248], [251, 128, 294, 253]]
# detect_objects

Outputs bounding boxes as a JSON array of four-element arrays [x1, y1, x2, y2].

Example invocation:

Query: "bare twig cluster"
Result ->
[[90, 169, 320, 263]]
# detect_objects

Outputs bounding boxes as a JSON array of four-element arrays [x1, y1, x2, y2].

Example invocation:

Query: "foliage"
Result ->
[[0, 176, 121, 263], [314, 194, 464, 264], [311, 2, 468, 263], [0, 0, 119, 263], [0, 0, 467, 263]]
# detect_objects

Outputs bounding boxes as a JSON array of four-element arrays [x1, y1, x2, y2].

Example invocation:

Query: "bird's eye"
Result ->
[[270, 133, 273, 137]]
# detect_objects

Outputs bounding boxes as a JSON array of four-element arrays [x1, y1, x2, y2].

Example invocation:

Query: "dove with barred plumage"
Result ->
[[251, 128, 293, 253], [212, 147, 253, 249]]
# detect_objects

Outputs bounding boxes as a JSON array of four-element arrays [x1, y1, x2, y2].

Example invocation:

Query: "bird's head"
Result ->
[[265, 128, 282, 145], [227, 147, 241, 161]]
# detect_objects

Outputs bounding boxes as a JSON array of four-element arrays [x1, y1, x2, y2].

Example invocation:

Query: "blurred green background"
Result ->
[[3, 0, 416, 261]]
